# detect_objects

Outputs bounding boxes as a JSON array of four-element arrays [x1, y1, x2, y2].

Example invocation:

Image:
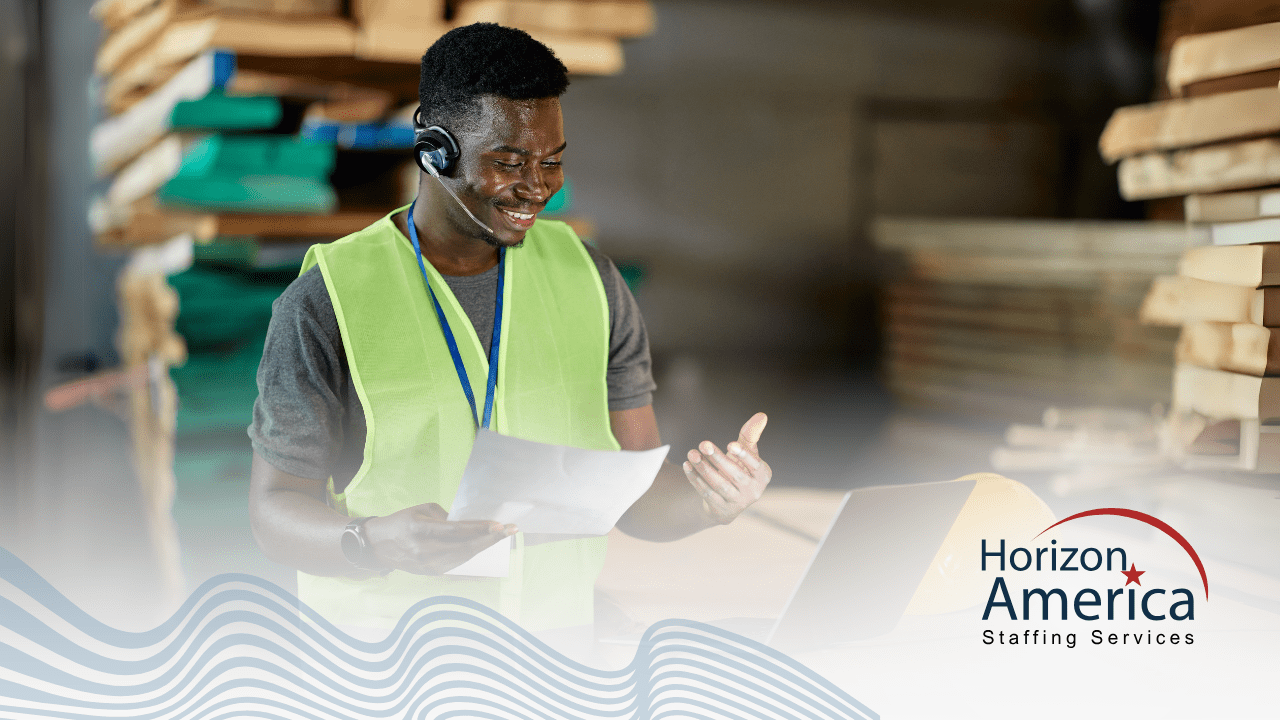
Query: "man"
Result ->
[[247, 23, 771, 635]]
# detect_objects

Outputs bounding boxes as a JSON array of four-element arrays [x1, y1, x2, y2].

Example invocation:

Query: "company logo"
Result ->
[[980, 508, 1207, 649]]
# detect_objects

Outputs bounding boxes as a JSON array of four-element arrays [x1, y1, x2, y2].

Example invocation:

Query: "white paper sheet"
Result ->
[[444, 536, 512, 578], [447, 429, 669, 536]]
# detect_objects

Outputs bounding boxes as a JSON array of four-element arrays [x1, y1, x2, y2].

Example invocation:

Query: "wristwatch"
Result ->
[[340, 516, 385, 573]]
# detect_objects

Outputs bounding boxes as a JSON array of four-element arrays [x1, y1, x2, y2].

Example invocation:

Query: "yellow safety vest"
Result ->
[[296, 209, 619, 631]]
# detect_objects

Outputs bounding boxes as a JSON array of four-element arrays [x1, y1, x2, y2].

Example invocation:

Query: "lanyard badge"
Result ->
[[405, 203, 504, 429]]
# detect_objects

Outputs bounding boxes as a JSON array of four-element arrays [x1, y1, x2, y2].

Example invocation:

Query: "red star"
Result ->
[[1121, 563, 1145, 587]]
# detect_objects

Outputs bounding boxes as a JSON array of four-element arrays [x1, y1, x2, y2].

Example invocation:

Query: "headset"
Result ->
[[413, 108, 461, 176], [411, 107, 495, 234]]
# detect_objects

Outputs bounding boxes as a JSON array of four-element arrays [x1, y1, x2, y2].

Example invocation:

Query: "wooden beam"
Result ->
[[1168, 21, 1280, 95], [1099, 87, 1280, 163], [1119, 137, 1280, 200], [98, 203, 387, 246]]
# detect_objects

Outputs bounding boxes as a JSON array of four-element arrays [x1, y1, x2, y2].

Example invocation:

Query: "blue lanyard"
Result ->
[[405, 204, 504, 429]]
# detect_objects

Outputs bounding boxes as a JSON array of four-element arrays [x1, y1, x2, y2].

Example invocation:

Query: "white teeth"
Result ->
[[502, 210, 534, 220]]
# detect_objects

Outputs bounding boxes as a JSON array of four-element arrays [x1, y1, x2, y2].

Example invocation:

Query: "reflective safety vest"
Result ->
[[296, 209, 619, 631]]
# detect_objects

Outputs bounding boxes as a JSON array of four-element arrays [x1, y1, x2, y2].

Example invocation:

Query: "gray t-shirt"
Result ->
[[249, 242, 655, 492]]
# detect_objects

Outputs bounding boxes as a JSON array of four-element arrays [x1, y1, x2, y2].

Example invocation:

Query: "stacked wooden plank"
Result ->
[[988, 407, 1165, 497], [1102, 3, 1280, 209], [1139, 245, 1280, 472], [91, 0, 654, 248], [1098, 2, 1280, 473], [874, 218, 1205, 421], [447, 0, 652, 74], [90, 4, 391, 550], [115, 246, 190, 607]]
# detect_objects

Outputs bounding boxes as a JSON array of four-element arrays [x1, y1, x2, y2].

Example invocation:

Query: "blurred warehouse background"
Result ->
[[11, 0, 1273, 629]]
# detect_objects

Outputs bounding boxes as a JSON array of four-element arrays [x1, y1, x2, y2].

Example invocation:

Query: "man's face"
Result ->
[[449, 95, 566, 247]]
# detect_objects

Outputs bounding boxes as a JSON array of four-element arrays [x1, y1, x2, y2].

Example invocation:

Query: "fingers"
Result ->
[[738, 412, 768, 449], [413, 523, 514, 575], [683, 417, 773, 524], [683, 465, 732, 516], [726, 440, 763, 471], [374, 505, 518, 575], [684, 441, 766, 524], [418, 519, 509, 540], [688, 442, 748, 495], [411, 503, 515, 537]]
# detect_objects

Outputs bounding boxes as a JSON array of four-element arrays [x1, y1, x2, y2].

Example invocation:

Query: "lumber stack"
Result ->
[[115, 256, 189, 607], [1097, 1, 1280, 473], [1101, 2, 1280, 211], [874, 218, 1204, 421], [988, 407, 1165, 497], [91, 0, 654, 247], [1139, 244, 1280, 472]]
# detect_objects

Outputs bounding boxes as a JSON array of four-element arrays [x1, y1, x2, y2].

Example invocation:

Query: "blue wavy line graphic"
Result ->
[[0, 546, 876, 720]]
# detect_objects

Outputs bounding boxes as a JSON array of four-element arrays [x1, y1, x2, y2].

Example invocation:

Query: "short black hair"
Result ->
[[418, 23, 569, 131]]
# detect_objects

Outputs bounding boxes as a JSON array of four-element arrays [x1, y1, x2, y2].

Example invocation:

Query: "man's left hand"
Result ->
[[682, 412, 772, 524]]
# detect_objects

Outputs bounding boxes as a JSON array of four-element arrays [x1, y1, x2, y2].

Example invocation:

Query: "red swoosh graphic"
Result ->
[[1034, 508, 1208, 599]]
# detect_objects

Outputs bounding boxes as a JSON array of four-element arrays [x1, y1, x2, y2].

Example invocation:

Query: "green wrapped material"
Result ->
[[169, 265, 290, 349], [168, 262, 298, 436], [173, 445, 252, 488], [157, 174, 337, 213], [170, 338, 266, 436], [177, 135, 336, 179], [274, 139, 335, 177], [192, 239, 310, 272], [178, 137, 270, 177], [170, 92, 282, 131], [190, 238, 259, 268]]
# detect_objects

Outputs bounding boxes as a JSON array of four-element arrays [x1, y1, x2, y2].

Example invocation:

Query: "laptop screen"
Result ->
[[768, 478, 978, 653]]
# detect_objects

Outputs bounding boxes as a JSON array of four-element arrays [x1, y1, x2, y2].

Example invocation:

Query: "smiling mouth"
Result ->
[[497, 206, 539, 229]]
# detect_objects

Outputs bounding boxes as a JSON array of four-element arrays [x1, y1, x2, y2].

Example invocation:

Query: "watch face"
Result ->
[[341, 526, 363, 565]]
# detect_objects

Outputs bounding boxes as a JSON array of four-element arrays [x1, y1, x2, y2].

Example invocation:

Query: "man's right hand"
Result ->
[[364, 503, 517, 575], [249, 451, 516, 578]]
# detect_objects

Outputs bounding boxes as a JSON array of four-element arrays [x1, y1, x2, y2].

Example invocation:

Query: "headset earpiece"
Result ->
[[413, 117, 461, 177], [410, 109, 495, 234]]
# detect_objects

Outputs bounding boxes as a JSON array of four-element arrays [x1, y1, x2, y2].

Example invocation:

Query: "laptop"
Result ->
[[606, 478, 977, 654]]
